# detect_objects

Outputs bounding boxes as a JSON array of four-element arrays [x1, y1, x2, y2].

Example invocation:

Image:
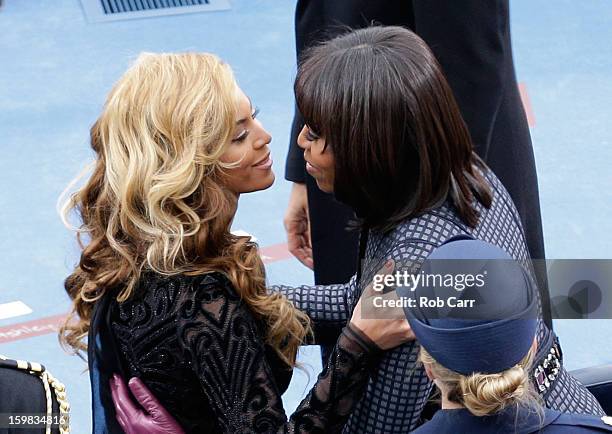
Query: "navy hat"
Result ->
[[398, 239, 538, 375]]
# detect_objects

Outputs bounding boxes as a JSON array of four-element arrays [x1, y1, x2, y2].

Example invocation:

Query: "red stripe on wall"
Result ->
[[0, 313, 67, 344], [260, 242, 292, 263]]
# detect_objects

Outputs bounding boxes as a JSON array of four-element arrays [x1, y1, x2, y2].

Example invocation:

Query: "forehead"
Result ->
[[234, 87, 251, 111]]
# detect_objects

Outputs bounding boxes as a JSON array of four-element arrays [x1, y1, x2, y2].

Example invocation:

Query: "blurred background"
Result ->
[[0, 0, 611, 432]]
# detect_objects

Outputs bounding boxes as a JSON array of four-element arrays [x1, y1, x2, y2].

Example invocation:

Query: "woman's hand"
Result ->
[[110, 374, 185, 434], [284, 182, 313, 269], [350, 260, 415, 350]]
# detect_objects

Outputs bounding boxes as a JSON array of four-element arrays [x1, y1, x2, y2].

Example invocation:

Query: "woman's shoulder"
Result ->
[[476, 166, 522, 225], [382, 168, 520, 245], [179, 271, 240, 302], [378, 204, 467, 256], [173, 271, 253, 322], [112, 271, 239, 321], [136, 270, 236, 296]]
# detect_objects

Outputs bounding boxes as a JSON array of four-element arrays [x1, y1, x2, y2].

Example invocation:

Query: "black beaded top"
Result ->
[[108, 271, 380, 433]]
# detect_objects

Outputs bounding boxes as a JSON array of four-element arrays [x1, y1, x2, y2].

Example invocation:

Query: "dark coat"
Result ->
[[285, 0, 551, 324]]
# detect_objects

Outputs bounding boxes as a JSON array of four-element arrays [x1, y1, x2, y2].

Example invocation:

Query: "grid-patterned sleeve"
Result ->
[[340, 238, 439, 433], [269, 238, 438, 432], [270, 274, 358, 345]]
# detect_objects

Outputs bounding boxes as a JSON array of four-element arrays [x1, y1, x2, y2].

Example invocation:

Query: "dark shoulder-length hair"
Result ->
[[295, 26, 492, 232]]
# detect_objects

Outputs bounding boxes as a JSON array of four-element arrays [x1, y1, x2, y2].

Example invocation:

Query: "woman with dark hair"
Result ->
[[112, 27, 603, 433], [286, 26, 603, 432], [284, 2, 551, 368]]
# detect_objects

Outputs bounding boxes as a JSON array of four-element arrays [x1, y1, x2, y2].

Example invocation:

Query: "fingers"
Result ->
[[381, 259, 395, 277], [283, 184, 309, 233], [359, 290, 404, 320], [405, 321, 416, 341], [287, 231, 314, 269], [305, 212, 312, 249], [297, 232, 313, 269], [110, 374, 135, 433], [301, 213, 313, 268], [114, 410, 129, 434], [363, 259, 395, 297], [284, 183, 313, 269], [374, 290, 407, 319], [128, 378, 185, 434], [127, 377, 162, 416], [111, 374, 138, 413], [295, 252, 314, 269], [286, 217, 314, 269], [397, 318, 416, 341], [300, 251, 314, 269]]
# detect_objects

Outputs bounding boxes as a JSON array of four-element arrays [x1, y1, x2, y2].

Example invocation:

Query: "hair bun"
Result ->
[[459, 364, 529, 416]]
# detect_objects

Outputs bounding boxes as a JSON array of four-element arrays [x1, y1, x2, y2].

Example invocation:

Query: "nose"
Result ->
[[253, 122, 272, 150], [297, 125, 309, 150]]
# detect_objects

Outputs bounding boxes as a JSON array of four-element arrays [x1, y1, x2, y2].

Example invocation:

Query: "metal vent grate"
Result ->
[[80, 0, 230, 22]]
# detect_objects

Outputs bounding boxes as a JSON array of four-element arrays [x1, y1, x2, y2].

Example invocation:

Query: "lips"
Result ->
[[253, 152, 271, 167], [253, 152, 273, 170], [304, 158, 319, 174], [303, 151, 316, 170]]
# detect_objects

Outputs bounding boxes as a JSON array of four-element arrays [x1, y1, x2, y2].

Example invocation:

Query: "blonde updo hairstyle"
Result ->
[[60, 52, 311, 367], [420, 345, 543, 417]]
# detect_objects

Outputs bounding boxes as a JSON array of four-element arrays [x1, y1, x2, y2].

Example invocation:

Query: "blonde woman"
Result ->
[[60, 53, 412, 433], [403, 239, 612, 433]]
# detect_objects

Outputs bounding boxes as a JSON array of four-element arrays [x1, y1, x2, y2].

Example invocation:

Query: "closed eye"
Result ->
[[232, 131, 248, 143], [305, 127, 320, 142], [232, 107, 261, 143]]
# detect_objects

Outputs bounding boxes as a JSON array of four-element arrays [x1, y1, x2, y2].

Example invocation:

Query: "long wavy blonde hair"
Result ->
[[420, 346, 543, 418], [59, 52, 311, 367]]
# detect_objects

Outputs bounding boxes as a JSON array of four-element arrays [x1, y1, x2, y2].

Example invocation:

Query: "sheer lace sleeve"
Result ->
[[270, 274, 358, 345], [177, 273, 380, 434]]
